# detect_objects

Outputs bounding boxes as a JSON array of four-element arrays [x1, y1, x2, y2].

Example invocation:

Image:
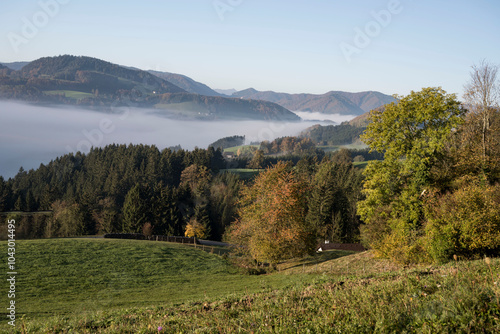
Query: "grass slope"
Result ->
[[2, 239, 500, 333], [223, 145, 260, 154], [43, 90, 94, 100], [0, 238, 312, 330], [8, 249, 500, 333]]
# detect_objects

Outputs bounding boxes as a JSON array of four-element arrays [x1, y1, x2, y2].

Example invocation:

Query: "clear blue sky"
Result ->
[[1, 0, 499, 97]]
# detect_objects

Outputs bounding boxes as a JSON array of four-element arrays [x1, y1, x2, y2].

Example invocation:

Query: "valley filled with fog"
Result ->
[[0, 101, 355, 179]]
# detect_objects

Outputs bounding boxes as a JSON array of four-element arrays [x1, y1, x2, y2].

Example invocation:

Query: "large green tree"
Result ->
[[358, 87, 464, 262]]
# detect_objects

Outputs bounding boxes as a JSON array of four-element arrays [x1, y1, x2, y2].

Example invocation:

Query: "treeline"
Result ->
[[0, 143, 365, 247], [0, 145, 239, 241], [260, 136, 317, 155], [301, 123, 366, 145]]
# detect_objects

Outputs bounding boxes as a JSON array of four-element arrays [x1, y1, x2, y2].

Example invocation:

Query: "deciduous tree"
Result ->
[[463, 60, 499, 164], [358, 87, 464, 262], [226, 162, 315, 264]]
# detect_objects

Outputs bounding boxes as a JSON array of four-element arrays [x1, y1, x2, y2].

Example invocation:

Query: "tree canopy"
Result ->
[[226, 162, 316, 264], [358, 87, 465, 262]]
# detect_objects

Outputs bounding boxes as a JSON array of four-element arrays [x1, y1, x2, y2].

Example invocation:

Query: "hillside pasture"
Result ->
[[43, 90, 93, 100], [5, 242, 500, 333], [0, 238, 314, 329]]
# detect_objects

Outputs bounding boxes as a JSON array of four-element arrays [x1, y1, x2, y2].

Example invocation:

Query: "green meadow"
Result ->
[[43, 90, 94, 100], [1, 238, 499, 333], [0, 238, 310, 330]]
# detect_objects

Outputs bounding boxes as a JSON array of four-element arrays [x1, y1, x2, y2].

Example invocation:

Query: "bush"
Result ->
[[424, 178, 500, 263]]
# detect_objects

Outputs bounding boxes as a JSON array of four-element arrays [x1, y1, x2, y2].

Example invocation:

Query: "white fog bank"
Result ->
[[0, 101, 355, 179]]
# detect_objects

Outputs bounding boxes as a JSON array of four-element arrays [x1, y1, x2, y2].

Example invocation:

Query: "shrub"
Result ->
[[424, 178, 500, 263]]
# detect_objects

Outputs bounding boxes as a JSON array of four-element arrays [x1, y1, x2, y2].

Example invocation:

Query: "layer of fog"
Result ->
[[0, 101, 355, 179], [292, 111, 356, 123]]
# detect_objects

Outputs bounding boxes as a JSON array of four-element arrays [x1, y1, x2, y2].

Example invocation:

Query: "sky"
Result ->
[[1, 0, 499, 97]]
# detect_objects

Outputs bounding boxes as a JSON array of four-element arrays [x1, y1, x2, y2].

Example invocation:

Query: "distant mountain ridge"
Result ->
[[0, 55, 299, 121], [231, 89, 396, 116], [215, 88, 237, 96], [1, 61, 30, 71]]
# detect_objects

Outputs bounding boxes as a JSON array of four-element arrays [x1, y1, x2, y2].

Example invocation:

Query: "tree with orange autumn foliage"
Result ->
[[225, 162, 316, 264]]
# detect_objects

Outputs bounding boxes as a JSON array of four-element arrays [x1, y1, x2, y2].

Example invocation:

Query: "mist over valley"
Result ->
[[0, 101, 354, 179]]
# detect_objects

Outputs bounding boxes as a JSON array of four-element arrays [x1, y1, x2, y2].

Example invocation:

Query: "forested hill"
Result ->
[[301, 123, 366, 146], [0, 55, 300, 121], [150, 92, 300, 121], [19, 55, 185, 94], [232, 89, 396, 116]]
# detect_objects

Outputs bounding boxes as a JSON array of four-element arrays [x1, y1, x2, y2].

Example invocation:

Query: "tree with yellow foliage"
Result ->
[[225, 161, 315, 265], [184, 218, 207, 239]]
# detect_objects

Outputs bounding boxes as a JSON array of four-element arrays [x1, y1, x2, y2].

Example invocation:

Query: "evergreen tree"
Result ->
[[306, 161, 362, 243], [122, 184, 148, 233]]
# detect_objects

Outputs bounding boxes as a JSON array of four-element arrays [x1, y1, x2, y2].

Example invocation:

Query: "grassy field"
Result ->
[[43, 90, 94, 100], [0, 238, 313, 331], [2, 239, 499, 333], [154, 102, 209, 117], [223, 145, 260, 154], [317, 143, 368, 152], [353, 161, 369, 169]]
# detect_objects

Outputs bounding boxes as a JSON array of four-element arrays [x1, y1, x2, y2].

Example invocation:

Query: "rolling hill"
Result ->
[[4, 238, 498, 333], [0, 55, 299, 121], [348, 105, 388, 127], [18, 55, 185, 95], [150, 92, 300, 121], [231, 88, 396, 116]]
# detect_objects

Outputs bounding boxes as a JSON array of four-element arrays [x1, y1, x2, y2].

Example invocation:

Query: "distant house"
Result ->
[[317, 242, 366, 252], [223, 152, 235, 159]]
